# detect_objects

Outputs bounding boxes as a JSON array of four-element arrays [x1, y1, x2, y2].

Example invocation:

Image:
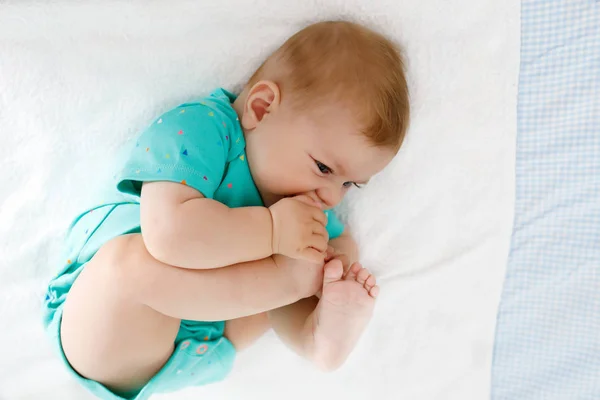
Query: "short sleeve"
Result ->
[[325, 209, 345, 240], [117, 104, 229, 199]]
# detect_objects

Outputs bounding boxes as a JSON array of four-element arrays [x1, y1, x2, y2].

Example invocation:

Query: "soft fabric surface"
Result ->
[[0, 1, 518, 399], [491, 1, 600, 399]]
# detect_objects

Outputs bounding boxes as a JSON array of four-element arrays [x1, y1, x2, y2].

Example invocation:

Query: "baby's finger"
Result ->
[[309, 235, 329, 253], [312, 223, 329, 241], [312, 209, 328, 226], [293, 195, 322, 209], [300, 248, 326, 264]]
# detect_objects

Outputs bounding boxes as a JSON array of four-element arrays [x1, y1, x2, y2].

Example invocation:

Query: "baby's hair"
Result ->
[[247, 20, 410, 152]]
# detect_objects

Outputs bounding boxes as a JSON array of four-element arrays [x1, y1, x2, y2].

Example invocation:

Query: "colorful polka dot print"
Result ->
[[196, 344, 208, 355], [117, 89, 272, 221]]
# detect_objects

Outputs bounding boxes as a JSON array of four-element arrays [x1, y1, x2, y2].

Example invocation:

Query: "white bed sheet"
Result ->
[[0, 1, 519, 399]]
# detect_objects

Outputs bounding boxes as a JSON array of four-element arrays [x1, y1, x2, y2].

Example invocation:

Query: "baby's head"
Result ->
[[233, 20, 409, 208]]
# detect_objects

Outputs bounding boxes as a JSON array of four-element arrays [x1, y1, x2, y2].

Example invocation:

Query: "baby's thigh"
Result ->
[[60, 234, 180, 394], [224, 312, 271, 351]]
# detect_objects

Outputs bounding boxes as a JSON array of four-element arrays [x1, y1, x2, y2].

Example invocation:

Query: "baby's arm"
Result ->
[[140, 181, 328, 270], [141, 181, 273, 270]]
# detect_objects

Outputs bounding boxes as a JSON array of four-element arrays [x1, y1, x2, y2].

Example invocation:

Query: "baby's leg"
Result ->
[[61, 234, 310, 394], [268, 260, 379, 371], [224, 312, 271, 351]]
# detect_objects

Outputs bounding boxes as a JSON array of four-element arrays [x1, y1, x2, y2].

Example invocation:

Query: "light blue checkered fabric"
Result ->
[[491, 1, 600, 399]]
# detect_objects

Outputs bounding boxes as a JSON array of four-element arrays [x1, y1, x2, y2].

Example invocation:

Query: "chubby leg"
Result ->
[[224, 312, 271, 351], [268, 297, 318, 355], [61, 234, 317, 394], [268, 259, 379, 371]]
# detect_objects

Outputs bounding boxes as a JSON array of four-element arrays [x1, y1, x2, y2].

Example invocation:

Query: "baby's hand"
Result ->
[[269, 195, 329, 263]]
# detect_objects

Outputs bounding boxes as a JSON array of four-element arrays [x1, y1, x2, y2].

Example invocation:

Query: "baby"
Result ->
[[43, 20, 409, 400]]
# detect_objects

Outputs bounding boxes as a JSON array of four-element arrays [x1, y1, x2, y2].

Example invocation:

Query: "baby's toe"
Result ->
[[364, 274, 376, 291], [356, 268, 370, 285], [369, 285, 380, 299], [344, 262, 362, 280], [324, 259, 344, 282]]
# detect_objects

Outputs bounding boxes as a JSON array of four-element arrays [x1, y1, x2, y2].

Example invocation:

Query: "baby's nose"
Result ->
[[315, 187, 343, 209]]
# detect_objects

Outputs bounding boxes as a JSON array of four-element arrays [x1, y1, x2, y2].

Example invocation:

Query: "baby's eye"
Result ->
[[315, 160, 332, 174], [343, 182, 362, 189]]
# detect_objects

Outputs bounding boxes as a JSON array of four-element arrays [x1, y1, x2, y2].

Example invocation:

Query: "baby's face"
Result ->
[[244, 102, 394, 208]]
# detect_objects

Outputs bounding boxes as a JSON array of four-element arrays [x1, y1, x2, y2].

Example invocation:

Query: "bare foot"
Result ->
[[308, 259, 379, 370]]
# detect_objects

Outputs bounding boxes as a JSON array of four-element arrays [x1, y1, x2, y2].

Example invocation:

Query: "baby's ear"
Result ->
[[241, 80, 280, 129]]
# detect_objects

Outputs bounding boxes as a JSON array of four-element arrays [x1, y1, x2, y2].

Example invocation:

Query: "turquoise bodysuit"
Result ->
[[43, 88, 344, 400]]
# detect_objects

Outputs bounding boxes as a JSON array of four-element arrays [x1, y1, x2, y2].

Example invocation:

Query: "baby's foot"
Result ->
[[309, 259, 379, 370]]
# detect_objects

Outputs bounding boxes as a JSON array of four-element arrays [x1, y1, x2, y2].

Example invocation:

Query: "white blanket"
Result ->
[[0, 1, 519, 399]]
